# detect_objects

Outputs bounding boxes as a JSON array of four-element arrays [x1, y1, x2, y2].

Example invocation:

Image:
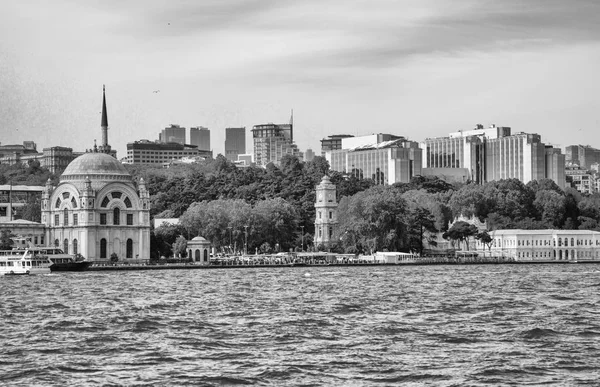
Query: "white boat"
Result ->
[[0, 249, 53, 276]]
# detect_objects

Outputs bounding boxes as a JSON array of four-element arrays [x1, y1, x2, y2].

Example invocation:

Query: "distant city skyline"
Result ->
[[1, 1, 600, 157]]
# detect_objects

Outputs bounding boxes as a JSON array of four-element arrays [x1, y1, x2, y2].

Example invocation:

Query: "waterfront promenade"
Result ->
[[86, 255, 593, 271]]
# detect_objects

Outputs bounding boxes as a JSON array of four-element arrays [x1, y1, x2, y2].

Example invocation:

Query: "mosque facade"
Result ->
[[41, 86, 151, 261]]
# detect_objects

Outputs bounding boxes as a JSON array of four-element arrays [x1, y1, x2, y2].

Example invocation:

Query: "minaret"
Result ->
[[99, 85, 114, 156], [101, 85, 108, 147], [314, 175, 339, 250]]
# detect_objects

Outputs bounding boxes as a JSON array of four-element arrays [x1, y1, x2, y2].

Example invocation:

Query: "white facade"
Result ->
[[472, 229, 600, 261], [42, 153, 151, 261], [314, 175, 338, 249]]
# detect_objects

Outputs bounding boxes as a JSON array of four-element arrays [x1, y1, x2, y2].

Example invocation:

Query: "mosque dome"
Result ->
[[60, 152, 132, 189]]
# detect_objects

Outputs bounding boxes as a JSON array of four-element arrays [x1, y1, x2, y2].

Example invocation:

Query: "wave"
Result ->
[[519, 327, 560, 339]]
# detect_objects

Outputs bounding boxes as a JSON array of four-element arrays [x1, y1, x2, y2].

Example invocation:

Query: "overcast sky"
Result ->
[[1, 0, 599, 158]]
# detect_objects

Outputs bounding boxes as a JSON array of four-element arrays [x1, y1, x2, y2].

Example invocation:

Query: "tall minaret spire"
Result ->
[[101, 84, 108, 147]]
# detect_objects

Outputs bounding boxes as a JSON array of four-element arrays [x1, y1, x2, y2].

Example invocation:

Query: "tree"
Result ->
[[172, 236, 188, 258], [475, 231, 493, 256], [443, 221, 478, 251], [0, 230, 15, 250], [406, 207, 438, 255]]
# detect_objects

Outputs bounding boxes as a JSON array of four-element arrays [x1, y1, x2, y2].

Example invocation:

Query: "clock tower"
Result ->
[[314, 175, 338, 250]]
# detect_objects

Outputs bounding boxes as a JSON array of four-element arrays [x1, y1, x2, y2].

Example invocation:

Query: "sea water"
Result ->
[[2, 265, 600, 386]]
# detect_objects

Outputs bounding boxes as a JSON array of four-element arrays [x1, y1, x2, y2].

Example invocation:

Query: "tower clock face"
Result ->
[[318, 192, 323, 200]]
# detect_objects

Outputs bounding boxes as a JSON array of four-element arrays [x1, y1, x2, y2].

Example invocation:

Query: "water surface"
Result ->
[[2, 265, 600, 386]]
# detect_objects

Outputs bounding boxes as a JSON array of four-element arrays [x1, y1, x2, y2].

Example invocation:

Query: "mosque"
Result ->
[[41, 86, 151, 260]]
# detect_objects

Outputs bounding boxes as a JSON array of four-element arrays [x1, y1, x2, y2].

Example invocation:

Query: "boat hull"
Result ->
[[50, 261, 91, 272]]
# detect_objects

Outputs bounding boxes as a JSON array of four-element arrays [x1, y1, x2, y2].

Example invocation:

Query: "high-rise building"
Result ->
[[565, 145, 600, 169], [304, 149, 315, 162], [421, 124, 565, 187], [225, 127, 246, 161], [326, 134, 421, 185], [159, 124, 186, 145], [545, 147, 566, 189], [190, 127, 210, 151], [320, 135, 354, 156], [251, 121, 301, 167]]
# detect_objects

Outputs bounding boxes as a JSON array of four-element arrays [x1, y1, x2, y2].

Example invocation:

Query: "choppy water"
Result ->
[[2, 265, 600, 386]]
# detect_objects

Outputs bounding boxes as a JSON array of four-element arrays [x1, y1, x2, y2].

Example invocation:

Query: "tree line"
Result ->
[[3, 155, 600, 257]]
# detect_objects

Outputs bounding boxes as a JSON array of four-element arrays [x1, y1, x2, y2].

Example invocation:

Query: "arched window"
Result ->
[[204, 249, 208, 262], [73, 239, 78, 255], [558, 238, 562, 246], [571, 238, 574, 247], [101, 196, 110, 208], [54, 239, 59, 247], [126, 239, 133, 258], [63, 239, 69, 254], [195, 250, 200, 261], [63, 208, 69, 225], [113, 207, 120, 225], [71, 197, 78, 208], [100, 238, 107, 258], [124, 197, 132, 208], [55, 198, 61, 208]]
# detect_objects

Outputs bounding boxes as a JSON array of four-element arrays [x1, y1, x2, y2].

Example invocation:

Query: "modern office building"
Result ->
[[421, 124, 565, 187], [0, 146, 81, 174], [304, 149, 315, 162], [224, 127, 246, 161], [320, 135, 354, 156], [251, 122, 302, 166], [159, 124, 186, 145], [0, 184, 44, 222], [565, 145, 600, 169], [485, 133, 546, 183], [326, 134, 421, 185], [190, 126, 210, 151], [565, 166, 595, 194], [126, 140, 212, 165], [545, 146, 566, 189]]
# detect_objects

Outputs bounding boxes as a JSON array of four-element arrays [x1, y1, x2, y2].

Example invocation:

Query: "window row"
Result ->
[[54, 209, 135, 226]]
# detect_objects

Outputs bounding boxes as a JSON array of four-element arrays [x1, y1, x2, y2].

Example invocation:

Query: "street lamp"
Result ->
[[300, 225, 305, 252], [244, 225, 249, 256]]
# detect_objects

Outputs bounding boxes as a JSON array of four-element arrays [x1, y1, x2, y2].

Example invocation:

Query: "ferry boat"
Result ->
[[9, 238, 90, 272], [30, 247, 91, 272], [0, 249, 53, 275]]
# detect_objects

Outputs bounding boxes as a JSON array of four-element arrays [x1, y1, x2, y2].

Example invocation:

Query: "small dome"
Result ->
[[61, 153, 131, 181], [191, 236, 208, 242]]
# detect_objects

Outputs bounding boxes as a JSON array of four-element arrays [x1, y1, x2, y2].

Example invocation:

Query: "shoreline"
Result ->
[[85, 259, 600, 271]]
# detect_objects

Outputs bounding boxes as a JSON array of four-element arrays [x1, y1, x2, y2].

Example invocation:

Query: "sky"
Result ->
[[1, 0, 600, 158]]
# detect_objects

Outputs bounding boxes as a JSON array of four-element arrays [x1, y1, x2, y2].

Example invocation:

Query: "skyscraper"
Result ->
[[190, 126, 210, 151], [159, 124, 186, 145], [251, 120, 301, 167], [225, 127, 246, 161]]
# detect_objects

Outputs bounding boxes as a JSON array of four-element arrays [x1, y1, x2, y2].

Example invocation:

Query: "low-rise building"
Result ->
[[326, 134, 421, 184], [472, 229, 600, 261], [126, 140, 212, 165]]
